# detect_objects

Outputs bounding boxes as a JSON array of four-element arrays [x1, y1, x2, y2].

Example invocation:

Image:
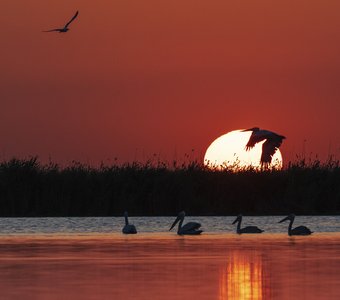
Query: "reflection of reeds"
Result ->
[[0, 156, 340, 216]]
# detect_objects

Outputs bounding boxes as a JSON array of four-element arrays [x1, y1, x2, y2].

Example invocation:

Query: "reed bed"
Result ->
[[0, 157, 339, 216]]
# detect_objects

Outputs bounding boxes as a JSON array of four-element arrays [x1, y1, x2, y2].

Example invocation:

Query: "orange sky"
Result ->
[[1, 0, 340, 164]]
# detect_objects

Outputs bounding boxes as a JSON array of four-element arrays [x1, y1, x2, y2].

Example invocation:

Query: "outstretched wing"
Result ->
[[245, 132, 267, 150], [64, 11, 79, 28], [260, 137, 284, 165]]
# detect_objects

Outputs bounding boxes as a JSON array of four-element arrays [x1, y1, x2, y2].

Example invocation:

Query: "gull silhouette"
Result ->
[[43, 11, 79, 33]]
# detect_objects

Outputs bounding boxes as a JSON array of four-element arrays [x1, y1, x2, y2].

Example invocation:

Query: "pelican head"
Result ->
[[169, 211, 185, 231], [242, 127, 259, 132], [279, 214, 295, 223], [232, 214, 242, 224]]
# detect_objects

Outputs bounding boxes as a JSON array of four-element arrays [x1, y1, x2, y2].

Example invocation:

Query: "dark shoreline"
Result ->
[[0, 157, 339, 217]]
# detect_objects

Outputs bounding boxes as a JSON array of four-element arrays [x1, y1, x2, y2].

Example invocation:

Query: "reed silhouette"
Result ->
[[0, 156, 339, 217]]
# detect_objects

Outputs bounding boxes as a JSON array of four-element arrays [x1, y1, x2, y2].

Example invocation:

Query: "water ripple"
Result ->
[[0, 216, 339, 235]]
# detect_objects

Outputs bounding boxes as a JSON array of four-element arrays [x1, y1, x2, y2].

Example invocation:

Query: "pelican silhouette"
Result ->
[[242, 127, 286, 166], [169, 211, 202, 235], [232, 214, 264, 234], [122, 211, 137, 234], [279, 214, 313, 236], [43, 11, 79, 33]]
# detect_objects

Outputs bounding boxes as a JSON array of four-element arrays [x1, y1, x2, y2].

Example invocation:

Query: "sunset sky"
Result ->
[[1, 0, 340, 164]]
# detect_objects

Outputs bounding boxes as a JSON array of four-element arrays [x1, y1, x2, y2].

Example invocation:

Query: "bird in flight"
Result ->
[[43, 11, 79, 33], [242, 127, 286, 167]]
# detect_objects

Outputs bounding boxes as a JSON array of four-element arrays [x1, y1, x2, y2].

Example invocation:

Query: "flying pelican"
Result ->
[[43, 11, 79, 33], [242, 127, 286, 166], [232, 214, 264, 234], [279, 214, 313, 236], [122, 211, 137, 234], [169, 211, 202, 235]]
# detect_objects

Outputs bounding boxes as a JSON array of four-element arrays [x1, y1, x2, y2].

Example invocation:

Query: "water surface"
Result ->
[[0, 215, 339, 235], [0, 216, 339, 299]]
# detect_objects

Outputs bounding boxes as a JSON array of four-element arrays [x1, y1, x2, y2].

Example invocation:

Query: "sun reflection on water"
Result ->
[[219, 251, 270, 300]]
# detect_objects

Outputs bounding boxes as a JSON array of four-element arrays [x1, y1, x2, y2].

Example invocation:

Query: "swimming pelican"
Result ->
[[43, 11, 79, 33], [232, 214, 264, 234], [242, 127, 286, 166], [279, 214, 313, 236], [122, 211, 137, 234], [169, 211, 202, 235]]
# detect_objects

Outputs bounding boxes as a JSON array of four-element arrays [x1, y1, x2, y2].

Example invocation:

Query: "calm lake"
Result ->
[[0, 216, 339, 299]]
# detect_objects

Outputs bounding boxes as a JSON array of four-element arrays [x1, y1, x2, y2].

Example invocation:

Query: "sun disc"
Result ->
[[204, 130, 283, 170]]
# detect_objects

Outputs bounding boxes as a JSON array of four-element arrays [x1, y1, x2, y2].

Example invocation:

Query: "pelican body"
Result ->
[[232, 214, 264, 234], [122, 211, 137, 234], [279, 214, 312, 236], [242, 127, 286, 166], [44, 11, 79, 33], [169, 211, 202, 235]]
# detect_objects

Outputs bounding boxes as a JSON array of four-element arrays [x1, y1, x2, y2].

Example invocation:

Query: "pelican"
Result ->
[[279, 214, 313, 236], [122, 211, 137, 234], [232, 214, 264, 234], [43, 11, 79, 33], [169, 211, 202, 235], [242, 127, 286, 166]]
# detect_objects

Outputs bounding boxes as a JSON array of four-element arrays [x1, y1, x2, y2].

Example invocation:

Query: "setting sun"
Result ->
[[204, 130, 283, 170]]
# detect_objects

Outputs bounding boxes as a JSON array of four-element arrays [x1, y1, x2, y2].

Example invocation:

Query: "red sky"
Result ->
[[1, 0, 340, 165]]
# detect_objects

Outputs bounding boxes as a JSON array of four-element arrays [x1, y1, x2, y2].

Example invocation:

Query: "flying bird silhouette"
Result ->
[[43, 11, 79, 33], [242, 127, 286, 166]]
